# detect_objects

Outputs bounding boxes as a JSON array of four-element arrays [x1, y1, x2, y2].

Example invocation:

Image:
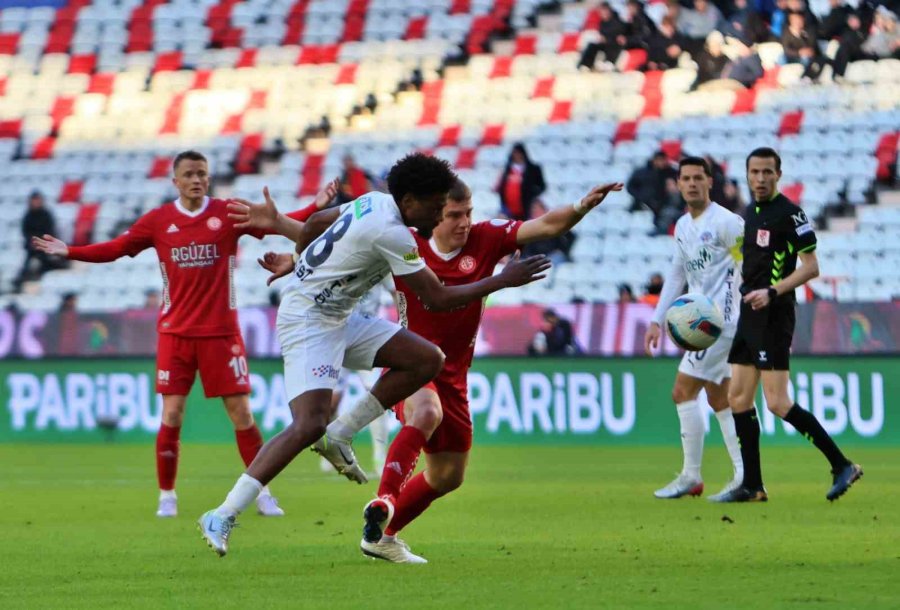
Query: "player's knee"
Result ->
[[416, 345, 445, 381], [410, 402, 442, 435], [671, 386, 691, 404], [727, 388, 749, 410], [432, 468, 465, 493], [766, 398, 792, 418]]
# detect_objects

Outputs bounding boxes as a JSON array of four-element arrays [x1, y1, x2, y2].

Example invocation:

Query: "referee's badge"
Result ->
[[756, 229, 770, 247]]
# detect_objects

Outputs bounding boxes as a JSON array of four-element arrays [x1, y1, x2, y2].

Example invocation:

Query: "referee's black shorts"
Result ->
[[727, 300, 795, 371]]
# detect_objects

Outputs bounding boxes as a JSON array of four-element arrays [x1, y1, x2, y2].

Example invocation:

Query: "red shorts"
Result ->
[[394, 374, 472, 454], [156, 334, 251, 398]]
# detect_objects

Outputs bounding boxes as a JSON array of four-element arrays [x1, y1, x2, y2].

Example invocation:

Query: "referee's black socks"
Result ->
[[733, 409, 763, 489], [784, 404, 851, 472]]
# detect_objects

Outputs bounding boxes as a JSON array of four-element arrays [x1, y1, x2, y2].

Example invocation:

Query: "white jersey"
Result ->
[[279, 192, 425, 321], [652, 202, 743, 337], [354, 276, 395, 318]]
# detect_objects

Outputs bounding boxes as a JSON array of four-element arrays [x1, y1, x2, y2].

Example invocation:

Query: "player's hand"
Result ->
[[229, 186, 279, 230], [577, 183, 624, 214], [644, 322, 661, 356], [743, 288, 771, 311], [258, 251, 295, 286], [314, 177, 340, 209], [499, 251, 552, 287], [32, 234, 68, 257]]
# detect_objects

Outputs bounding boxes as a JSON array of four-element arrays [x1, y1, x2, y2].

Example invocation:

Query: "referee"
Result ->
[[715, 147, 863, 503]]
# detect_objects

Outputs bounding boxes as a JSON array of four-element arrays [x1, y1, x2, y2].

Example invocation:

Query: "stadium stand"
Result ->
[[0, 0, 898, 311]]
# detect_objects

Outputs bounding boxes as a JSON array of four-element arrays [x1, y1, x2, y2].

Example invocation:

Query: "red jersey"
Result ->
[[393, 219, 521, 380], [67, 197, 317, 337]]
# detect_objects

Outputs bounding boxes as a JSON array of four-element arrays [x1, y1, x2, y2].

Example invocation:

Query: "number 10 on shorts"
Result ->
[[228, 356, 248, 379]]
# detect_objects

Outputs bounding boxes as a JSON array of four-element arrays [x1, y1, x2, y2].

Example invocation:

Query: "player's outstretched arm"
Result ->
[[515, 183, 623, 245], [34, 222, 150, 263], [32, 234, 69, 258], [400, 251, 551, 311]]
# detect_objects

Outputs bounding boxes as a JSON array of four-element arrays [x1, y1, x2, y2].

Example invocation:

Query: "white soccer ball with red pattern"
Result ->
[[664, 293, 724, 351]]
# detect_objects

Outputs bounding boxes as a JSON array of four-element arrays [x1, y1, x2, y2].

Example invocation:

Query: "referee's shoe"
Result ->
[[826, 463, 863, 502], [709, 485, 768, 503]]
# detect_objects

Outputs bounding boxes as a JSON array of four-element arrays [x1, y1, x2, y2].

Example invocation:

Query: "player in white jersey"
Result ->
[[644, 157, 745, 501], [197, 153, 550, 556]]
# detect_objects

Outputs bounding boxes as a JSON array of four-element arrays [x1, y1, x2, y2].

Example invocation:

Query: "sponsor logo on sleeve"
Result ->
[[403, 247, 420, 262], [756, 229, 770, 247], [795, 223, 813, 236]]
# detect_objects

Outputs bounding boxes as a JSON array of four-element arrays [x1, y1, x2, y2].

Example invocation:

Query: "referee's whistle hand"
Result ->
[[743, 289, 771, 310]]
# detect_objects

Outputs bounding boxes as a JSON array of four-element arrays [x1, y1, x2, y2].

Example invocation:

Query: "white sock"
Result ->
[[328, 392, 386, 441], [159, 489, 177, 501], [216, 474, 263, 518], [259, 485, 272, 497], [677, 400, 704, 480], [715, 407, 744, 480], [368, 412, 389, 466]]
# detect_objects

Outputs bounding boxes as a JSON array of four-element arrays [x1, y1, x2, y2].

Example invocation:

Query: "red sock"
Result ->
[[235, 425, 264, 467], [384, 472, 444, 535], [156, 423, 180, 491], [377, 426, 427, 500]]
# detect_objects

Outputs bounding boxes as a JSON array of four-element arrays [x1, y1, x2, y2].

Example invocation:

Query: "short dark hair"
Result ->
[[448, 178, 472, 202], [173, 150, 208, 172], [386, 153, 457, 204], [678, 156, 712, 177], [745, 147, 781, 172]]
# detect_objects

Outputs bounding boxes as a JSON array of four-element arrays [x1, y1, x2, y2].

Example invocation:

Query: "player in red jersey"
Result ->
[[324, 179, 622, 562], [32, 150, 333, 518]]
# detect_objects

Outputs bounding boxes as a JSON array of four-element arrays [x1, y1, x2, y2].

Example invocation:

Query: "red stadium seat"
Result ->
[[87, 73, 115, 95], [532, 76, 554, 99], [418, 80, 443, 126], [450, 0, 470, 14], [149, 157, 171, 178], [558, 33, 580, 53], [778, 110, 803, 137], [514, 34, 537, 56], [584, 8, 601, 30], [235, 49, 257, 68], [154, 51, 183, 73], [73, 203, 99, 246], [334, 64, 357, 85], [32, 137, 56, 160], [618, 49, 647, 72], [235, 133, 263, 175], [404, 16, 427, 40], [191, 70, 212, 89], [549, 100, 572, 123], [221, 114, 243, 134], [438, 125, 461, 147], [613, 120, 638, 144], [481, 124, 504, 146], [68, 54, 96, 75], [59, 181, 83, 203], [731, 88, 757, 114], [0, 33, 20, 55], [50, 97, 75, 131], [0, 119, 22, 139], [159, 93, 186, 134], [456, 147, 477, 169], [660, 140, 681, 162], [489, 56, 512, 79], [781, 183, 804, 203]]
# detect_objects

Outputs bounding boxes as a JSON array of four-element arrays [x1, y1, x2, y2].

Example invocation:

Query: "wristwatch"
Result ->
[[767, 287, 778, 300]]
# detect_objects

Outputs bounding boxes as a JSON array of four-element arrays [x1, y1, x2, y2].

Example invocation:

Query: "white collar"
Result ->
[[174, 196, 210, 218], [428, 237, 461, 261]]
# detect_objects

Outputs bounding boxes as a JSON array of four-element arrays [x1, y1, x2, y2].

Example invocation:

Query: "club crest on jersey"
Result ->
[[207, 217, 222, 231], [231, 344, 242, 355], [756, 229, 770, 247], [459, 255, 476, 273], [700, 231, 713, 244]]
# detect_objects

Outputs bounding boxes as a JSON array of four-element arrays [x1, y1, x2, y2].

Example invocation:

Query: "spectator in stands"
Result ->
[[521, 200, 576, 269], [640, 273, 665, 306], [722, 40, 765, 88], [618, 283, 637, 304], [719, 0, 772, 44], [782, 11, 830, 80], [770, 0, 788, 37], [496, 143, 546, 221], [677, 0, 724, 56], [692, 31, 732, 88], [721, 178, 747, 214], [15, 190, 60, 290], [819, 0, 854, 40], [833, 12, 873, 77], [60, 292, 77, 313], [144, 290, 161, 311], [862, 7, 900, 59], [269, 290, 281, 307], [578, 2, 628, 70], [528, 309, 581, 356], [647, 17, 688, 70], [623, 0, 659, 47], [787, 0, 820, 33], [627, 151, 680, 235], [337, 153, 375, 204]]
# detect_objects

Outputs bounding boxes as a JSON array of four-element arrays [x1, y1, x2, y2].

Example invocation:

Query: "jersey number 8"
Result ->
[[305, 214, 353, 268]]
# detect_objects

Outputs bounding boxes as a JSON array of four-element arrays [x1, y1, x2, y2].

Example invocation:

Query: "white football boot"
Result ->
[[312, 434, 368, 484], [654, 473, 704, 499], [360, 537, 427, 564], [198, 510, 237, 557], [156, 496, 177, 518], [256, 492, 285, 516]]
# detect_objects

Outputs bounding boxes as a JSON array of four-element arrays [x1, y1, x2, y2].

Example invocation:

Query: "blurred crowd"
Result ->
[[578, 0, 900, 84]]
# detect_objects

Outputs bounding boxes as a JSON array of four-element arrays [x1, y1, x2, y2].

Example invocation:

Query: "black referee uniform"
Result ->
[[728, 192, 816, 370]]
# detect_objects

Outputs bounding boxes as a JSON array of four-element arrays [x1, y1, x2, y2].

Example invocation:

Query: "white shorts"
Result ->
[[677, 334, 734, 385], [277, 311, 401, 401]]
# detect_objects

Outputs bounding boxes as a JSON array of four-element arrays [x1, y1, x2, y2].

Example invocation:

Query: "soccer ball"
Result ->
[[664, 293, 724, 351]]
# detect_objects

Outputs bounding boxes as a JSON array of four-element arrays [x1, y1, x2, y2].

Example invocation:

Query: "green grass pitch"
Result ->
[[1, 443, 897, 609]]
